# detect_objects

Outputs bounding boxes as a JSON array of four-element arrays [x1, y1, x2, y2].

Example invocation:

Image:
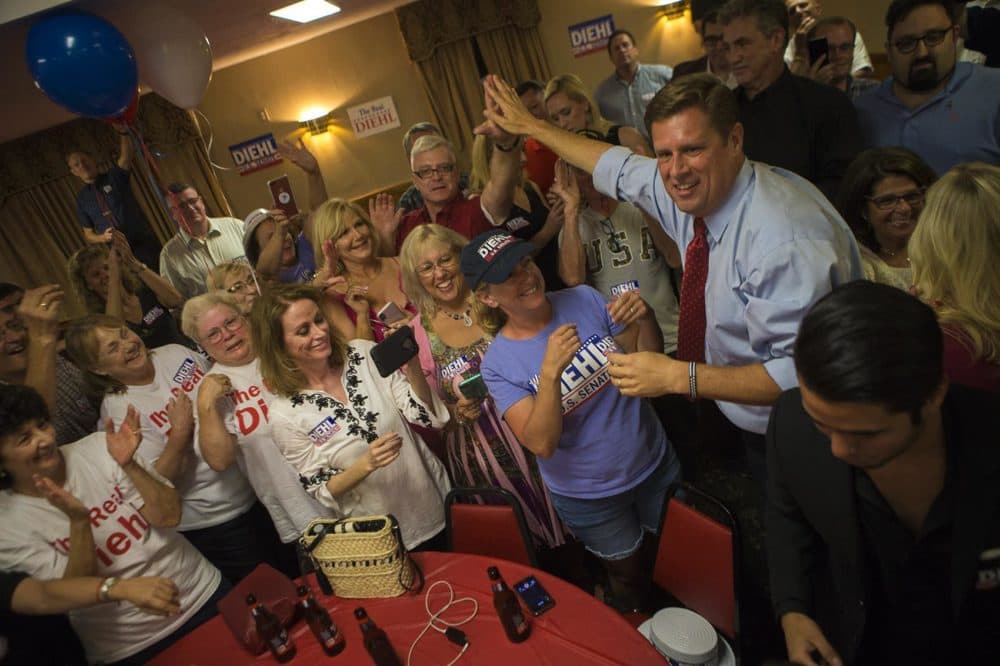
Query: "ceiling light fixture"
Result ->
[[270, 0, 341, 24]]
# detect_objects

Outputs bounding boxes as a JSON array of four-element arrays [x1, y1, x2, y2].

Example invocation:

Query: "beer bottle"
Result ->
[[354, 607, 401, 666], [297, 585, 346, 656], [488, 566, 531, 643], [246, 594, 296, 663]]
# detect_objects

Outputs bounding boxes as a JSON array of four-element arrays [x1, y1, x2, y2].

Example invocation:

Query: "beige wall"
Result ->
[[198, 11, 433, 219], [199, 0, 888, 217]]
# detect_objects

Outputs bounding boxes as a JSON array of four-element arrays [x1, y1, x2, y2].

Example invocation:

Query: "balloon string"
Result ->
[[127, 123, 194, 237], [193, 109, 231, 172]]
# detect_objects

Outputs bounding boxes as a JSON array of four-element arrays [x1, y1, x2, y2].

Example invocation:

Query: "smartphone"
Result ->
[[267, 175, 300, 219], [371, 325, 418, 377], [513, 575, 555, 616], [376, 301, 407, 326], [458, 373, 489, 400], [807, 37, 829, 65]]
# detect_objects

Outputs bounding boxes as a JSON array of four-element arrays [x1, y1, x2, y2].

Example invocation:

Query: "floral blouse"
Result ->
[[269, 340, 452, 548]]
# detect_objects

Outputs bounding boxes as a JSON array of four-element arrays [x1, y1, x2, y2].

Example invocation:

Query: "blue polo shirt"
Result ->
[[594, 63, 673, 142], [854, 62, 1000, 176]]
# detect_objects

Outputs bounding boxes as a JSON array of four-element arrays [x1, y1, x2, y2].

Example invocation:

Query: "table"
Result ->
[[149, 551, 665, 665]]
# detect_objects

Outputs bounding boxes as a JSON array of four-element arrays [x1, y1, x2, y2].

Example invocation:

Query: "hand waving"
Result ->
[[33, 474, 89, 521], [278, 139, 319, 174], [105, 405, 143, 467]]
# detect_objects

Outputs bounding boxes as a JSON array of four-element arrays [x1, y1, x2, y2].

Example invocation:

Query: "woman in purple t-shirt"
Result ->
[[465, 229, 681, 612]]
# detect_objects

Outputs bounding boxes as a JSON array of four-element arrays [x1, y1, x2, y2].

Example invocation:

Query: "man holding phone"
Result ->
[[719, 0, 862, 198], [784, 0, 874, 76], [807, 17, 880, 100]]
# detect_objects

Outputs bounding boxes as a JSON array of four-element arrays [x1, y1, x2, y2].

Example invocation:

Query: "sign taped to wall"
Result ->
[[347, 96, 401, 139], [569, 15, 615, 57], [229, 133, 282, 176]]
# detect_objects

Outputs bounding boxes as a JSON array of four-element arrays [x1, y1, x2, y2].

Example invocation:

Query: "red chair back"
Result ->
[[653, 489, 739, 642], [445, 488, 537, 567]]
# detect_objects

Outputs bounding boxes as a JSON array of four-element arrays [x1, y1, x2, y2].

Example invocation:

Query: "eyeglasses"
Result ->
[[203, 315, 244, 344], [890, 27, 951, 54], [416, 253, 457, 276], [413, 164, 456, 180], [176, 196, 203, 210], [225, 280, 258, 294], [598, 217, 624, 253], [866, 189, 925, 211]]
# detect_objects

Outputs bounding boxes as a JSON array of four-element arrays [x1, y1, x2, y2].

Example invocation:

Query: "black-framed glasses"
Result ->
[[416, 253, 457, 276], [890, 27, 951, 54], [412, 164, 456, 180], [177, 196, 203, 209], [598, 217, 624, 253], [203, 315, 244, 344], [866, 188, 925, 211]]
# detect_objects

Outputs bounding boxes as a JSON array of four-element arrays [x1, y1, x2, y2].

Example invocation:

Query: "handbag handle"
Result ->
[[390, 516, 424, 593]]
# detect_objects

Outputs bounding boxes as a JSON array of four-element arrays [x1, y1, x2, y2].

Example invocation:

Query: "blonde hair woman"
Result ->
[[543, 74, 650, 157], [909, 162, 1000, 392], [249, 283, 451, 550], [400, 225, 565, 551], [309, 198, 413, 342]]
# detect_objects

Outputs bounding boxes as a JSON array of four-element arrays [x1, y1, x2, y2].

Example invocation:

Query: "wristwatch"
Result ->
[[98, 576, 120, 602]]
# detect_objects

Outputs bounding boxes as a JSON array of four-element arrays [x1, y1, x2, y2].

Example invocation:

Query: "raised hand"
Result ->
[[277, 139, 319, 174], [480, 74, 541, 138], [33, 474, 89, 521], [17, 285, 65, 340], [105, 405, 143, 466], [363, 432, 403, 472], [164, 393, 194, 442], [550, 159, 581, 212], [368, 193, 403, 240]]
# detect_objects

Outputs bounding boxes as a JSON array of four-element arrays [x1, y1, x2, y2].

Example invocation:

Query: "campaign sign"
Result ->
[[229, 133, 282, 176], [569, 14, 615, 58], [347, 96, 401, 139]]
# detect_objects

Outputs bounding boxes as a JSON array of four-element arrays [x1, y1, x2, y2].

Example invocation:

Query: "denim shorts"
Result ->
[[548, 447, 681, 560]]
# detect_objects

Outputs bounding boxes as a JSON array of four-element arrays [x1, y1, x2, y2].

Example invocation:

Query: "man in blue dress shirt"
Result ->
[[480, 72, 862, 481]]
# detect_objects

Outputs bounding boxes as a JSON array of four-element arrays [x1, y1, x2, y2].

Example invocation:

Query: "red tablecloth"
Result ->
[[149, 551, 664, 665]]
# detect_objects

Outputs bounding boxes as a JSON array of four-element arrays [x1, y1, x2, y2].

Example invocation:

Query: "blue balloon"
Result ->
[[26, 12, 138, 118]]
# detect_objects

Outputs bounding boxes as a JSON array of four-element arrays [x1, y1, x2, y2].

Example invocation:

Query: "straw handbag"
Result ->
[[299, 514, 424, 598]]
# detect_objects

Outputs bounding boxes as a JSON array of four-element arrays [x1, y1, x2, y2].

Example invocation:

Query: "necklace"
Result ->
[[880, 247, 910, 264], [441, 307, 473, 327]]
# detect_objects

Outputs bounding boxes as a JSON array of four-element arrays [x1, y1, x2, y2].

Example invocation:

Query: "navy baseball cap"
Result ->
[[460, 229, 537, 290]]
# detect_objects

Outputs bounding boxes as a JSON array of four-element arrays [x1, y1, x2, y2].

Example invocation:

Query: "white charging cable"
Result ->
[[406, 580, 479, 666]]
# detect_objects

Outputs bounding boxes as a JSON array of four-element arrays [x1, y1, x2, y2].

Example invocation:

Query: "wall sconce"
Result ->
[[300, 111, 333, 135], [660, 0, 688, 21]]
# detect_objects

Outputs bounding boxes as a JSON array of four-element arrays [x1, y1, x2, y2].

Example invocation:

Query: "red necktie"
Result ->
[[676, 217, 708, 363]]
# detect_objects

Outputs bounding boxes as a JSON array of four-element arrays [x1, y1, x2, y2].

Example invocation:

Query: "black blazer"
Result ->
[[765, 385, 1000, 664]]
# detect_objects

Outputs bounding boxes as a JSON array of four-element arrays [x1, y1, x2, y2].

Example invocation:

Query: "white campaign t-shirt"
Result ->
[[0, 434, 221, 664], [195, 359, 333, 542], [101, 344, 256, 531]]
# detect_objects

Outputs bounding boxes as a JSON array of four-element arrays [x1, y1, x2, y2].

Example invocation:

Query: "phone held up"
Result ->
[[267, 175, 300, 219], [376, 301, 407, 326], [513, 575, 555, 616], [371, 326, 418, 378], [807, 37, 829, 65]]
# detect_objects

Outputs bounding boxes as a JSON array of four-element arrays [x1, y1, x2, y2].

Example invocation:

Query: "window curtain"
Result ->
[[395, 0, 551, 162], [0, 93, 232, 305]]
